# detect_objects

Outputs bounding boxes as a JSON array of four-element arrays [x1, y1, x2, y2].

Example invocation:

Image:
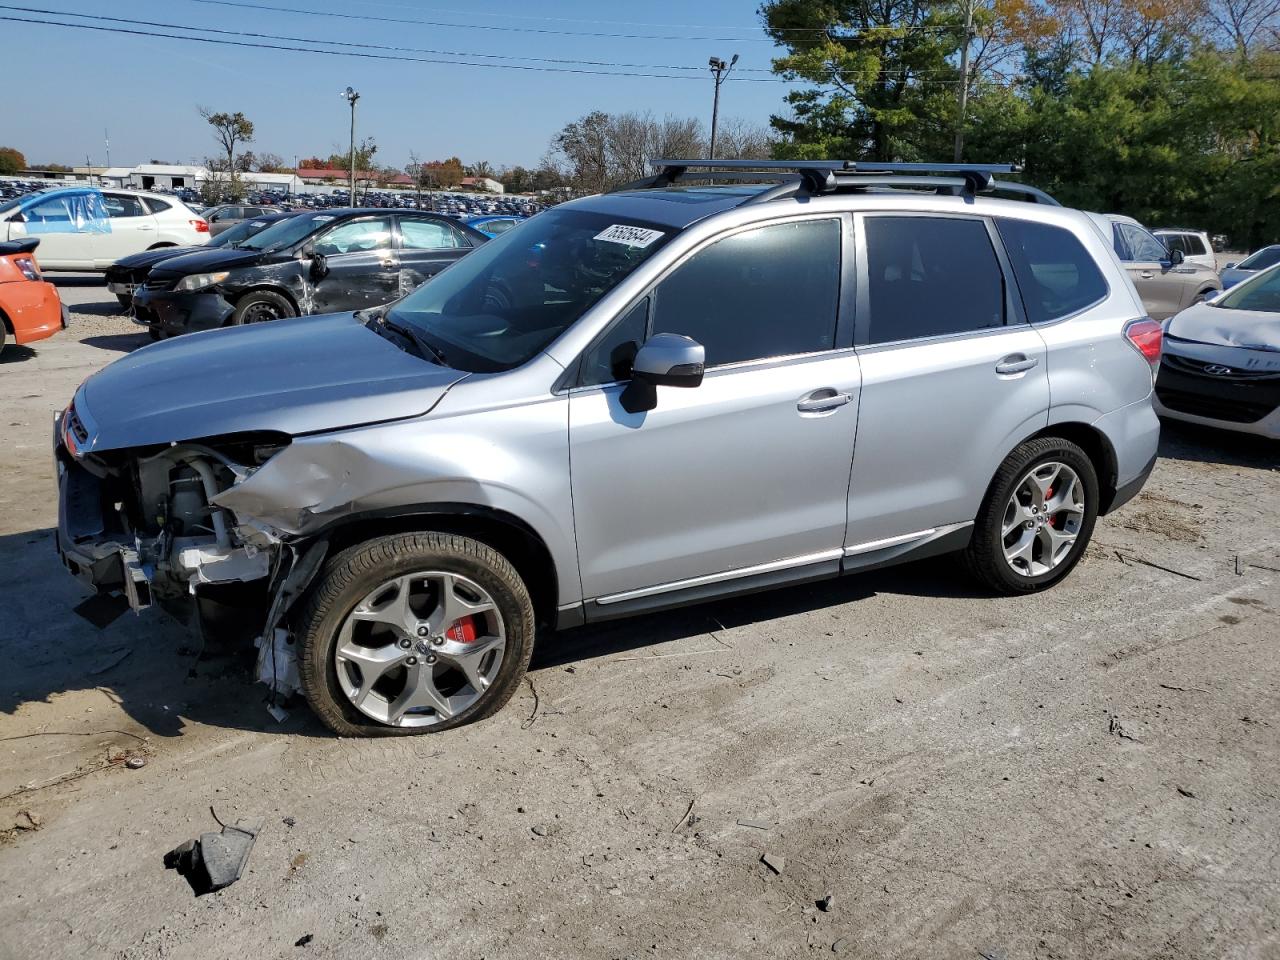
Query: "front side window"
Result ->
[[384, 208, 673, 373], [997, 218, 1108, 323], [579, 297, 648, 386], [864, 216, 1004, 344], [1119, 223, 1168, 263], [314, 218, 392, 255], [400, 218, 466, 250], [103, 194, 148, 218], [650, 219, 841, 366]]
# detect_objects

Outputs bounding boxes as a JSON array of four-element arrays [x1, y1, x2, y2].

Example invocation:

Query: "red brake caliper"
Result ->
[[1044, 487, 1059, 528], [446, 615, 478, 643]]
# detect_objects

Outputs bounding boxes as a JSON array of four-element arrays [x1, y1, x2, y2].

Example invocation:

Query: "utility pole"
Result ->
[[104, 129, 110, 168], [707, 53, 738, 160], [953, 0, 975, 162], [343, 86, 360, 206]]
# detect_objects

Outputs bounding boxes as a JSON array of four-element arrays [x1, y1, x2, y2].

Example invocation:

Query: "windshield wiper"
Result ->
[[371, 311, 449, 366]]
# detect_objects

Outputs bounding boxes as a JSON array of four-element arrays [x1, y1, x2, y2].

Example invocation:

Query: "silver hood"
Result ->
[[73, 312, 467, 454], [1167, 300, 1280, 352]]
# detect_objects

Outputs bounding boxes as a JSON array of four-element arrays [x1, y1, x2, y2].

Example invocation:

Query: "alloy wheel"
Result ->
[[334, 571, 506, 728], [1001, 461, 1086, 578]]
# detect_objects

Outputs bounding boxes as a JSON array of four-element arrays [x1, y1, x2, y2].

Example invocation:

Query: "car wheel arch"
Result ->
[[316, 504, 560, 630], [235, 284, 301, 315], [982, 422, 1119, 518], [146, 242, 177, 251]]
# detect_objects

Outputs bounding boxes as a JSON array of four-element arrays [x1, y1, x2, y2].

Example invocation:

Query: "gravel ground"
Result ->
[[0, 276, 1277, 960]]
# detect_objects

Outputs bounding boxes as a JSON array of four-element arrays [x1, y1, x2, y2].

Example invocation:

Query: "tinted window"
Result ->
[[1238, 246, 1280, 271], [1159, 234, 1186, 255], [103, 194, 147, 218], [1185, 234, 1208, 256], [314, 217, 392, 255], [650, 219, 840, 366], [865, 216, 1004, 344], [1119, 223, 1168, 262], [401, 218, 465, 249], [997, 218, 1108, 323], [580, 297, 648, 386], [144, 197, 172, 214], [486, 219, 517, 235]]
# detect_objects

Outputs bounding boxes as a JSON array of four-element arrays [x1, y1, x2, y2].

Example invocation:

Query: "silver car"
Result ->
[[54, 161, 1162, 736]]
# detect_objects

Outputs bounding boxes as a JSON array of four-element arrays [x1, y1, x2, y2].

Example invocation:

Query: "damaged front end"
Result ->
[[55, 404, 312, 695]]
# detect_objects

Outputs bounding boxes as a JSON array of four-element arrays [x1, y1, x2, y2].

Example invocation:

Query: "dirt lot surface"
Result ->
[[1, 278, 1278, 960]]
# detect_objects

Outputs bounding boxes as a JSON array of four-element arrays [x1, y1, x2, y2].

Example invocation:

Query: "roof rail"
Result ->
[[612, 158, 1058, 206]]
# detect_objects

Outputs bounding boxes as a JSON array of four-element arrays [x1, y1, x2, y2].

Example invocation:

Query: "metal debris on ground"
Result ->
[[1177, 787, 1197, 799], [295, 934, 313, 947], [737, 819, 771, 830], [164, 818, 261, 895], [761, 852, 785, 874]]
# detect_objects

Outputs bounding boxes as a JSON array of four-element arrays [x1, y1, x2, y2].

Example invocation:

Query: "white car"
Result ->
[[0, 187, 209, 271], [1153, 227, 1217, 272]]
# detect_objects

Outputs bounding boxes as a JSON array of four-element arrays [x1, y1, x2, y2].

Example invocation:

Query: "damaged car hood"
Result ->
[[75, 312, 468, 453], [147, 246, 268, 276], [1167, 301, 1280, 352]]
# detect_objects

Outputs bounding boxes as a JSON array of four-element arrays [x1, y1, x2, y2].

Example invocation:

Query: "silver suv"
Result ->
[[54, 161, 1162, 736]]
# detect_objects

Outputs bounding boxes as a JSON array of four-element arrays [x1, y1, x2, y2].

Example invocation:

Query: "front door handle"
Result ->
[[797, 389, 853, 413], [1140, 270, 1155, 279], [995, 354, 1038, 375]]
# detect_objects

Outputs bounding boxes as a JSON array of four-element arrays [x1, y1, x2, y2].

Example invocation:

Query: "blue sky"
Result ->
[[1, 0, 792, 171]]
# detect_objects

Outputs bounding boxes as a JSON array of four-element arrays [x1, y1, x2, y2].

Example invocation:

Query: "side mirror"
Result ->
[[1224, 262, 1237, 270], [620, 333, 705, 414], [309, 252, 329, 280], [1168, 248, 1185, 267]]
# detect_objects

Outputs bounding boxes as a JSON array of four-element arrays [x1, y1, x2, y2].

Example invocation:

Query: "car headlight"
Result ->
[[174, 271, 230, 292]]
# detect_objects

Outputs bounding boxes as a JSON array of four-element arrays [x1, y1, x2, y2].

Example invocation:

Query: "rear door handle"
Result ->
[[797, 389, 853, 413], [995, 354, 1038, 375]]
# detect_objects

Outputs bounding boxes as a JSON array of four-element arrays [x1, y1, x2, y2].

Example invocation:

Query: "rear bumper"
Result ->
[[1092, 394, 1162, 513], [132, 286, 234, 336], [3, 279, 65, 345]]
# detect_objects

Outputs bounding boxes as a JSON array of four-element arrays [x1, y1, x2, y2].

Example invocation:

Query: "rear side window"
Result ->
[[1185, 234, 1208, 256], [997, 219, 1109, 323], [144, 197, 172, 214], [1159, 234, 1186, 255], [864, 216, 1004, 344], [400, 218, 466, 249], [650, 218, 841, 367], [103, 194, 148, 218]]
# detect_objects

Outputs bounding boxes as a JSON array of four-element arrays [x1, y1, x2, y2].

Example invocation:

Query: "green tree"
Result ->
[[197, 106, 255, 173], [0, 146, 26, 175]]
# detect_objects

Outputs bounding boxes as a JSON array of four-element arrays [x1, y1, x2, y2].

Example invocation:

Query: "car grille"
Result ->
[[1155, 388, 1274, 423], [1161, 354, 1280, 380], [65, 404, 89, 445], [144, 276, 178, 291]]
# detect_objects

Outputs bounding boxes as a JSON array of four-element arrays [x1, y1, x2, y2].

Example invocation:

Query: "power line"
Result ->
[[180, 0, 784, 42]]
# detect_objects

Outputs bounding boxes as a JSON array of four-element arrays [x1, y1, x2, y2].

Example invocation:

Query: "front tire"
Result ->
[[295, 533, 535, 737], [116, 294, 133, 311], [962, 437, 1099, 594], [230, 289, 296, 325]]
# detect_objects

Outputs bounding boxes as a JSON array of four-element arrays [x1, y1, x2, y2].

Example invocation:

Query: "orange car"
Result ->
[[0, 238, 67, 354]]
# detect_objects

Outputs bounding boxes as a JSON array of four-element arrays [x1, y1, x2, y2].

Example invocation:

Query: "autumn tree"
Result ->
[[198, 107, 254, 172], [0, 146, 26, 175]]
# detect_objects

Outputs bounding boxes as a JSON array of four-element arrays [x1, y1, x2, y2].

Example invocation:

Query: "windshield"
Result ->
[[213, 216, 289, 248], [1216, 262, 1280, 312], [1237, 246, 1280, 271], [385, 208, 672, 372], [237, 212, 334, 252]]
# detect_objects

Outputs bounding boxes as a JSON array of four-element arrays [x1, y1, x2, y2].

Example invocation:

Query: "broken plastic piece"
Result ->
[[164, 819, 260, 895]]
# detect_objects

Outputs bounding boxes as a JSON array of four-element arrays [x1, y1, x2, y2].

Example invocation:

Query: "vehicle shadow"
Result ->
[[532, 556, 986, 672], [0, 527, 330, 742], [1158, 421, 1278, 469], [74, 301, 130, 318], [0, 344, 38, 364], [82, 333, 151, 353], [47, 275, 106, 288]]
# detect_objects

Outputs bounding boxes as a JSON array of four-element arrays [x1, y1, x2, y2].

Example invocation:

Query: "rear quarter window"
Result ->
[[997, 219, 1109, 323]]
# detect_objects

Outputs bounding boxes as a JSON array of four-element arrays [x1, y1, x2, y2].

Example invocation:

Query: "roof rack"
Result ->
[[612, 159, 1059, 206]]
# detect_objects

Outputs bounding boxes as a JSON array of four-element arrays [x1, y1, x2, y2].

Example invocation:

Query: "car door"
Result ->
[[395, 216, 475, 295], [207, 205, 241, 236], [4, 193, 99, 269], [843, 213, 1049, 554], [96, 193, 158, 265], [308, 215, 398, 314], [1116, 222, 1183, 319], [568, 216, 860, 605]]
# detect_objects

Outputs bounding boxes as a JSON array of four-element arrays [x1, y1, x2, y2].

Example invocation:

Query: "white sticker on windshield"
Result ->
[[313, 215, 335, 223], [594, 224, 665, 248]]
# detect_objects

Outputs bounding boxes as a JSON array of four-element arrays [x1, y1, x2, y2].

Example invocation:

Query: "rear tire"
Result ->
[[962, 437, 1099, 594], [115, 294, 133, 311], [231, 289, 296, 325], [295, 533, 535, 737]]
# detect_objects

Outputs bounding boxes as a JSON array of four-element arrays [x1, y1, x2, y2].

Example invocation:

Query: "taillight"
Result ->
[[14, 256, 40, 281], [191, 219, 209, 233], [1124, 318, 1163, 366]]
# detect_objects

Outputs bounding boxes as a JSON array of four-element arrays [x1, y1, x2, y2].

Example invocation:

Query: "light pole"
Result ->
[[342, 86, 360, 205], [707, 53, 738, 160]]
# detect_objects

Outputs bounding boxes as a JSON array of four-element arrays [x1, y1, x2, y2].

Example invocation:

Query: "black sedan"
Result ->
[[106, 212, 299, 308], [131, 209, 487, 337]]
